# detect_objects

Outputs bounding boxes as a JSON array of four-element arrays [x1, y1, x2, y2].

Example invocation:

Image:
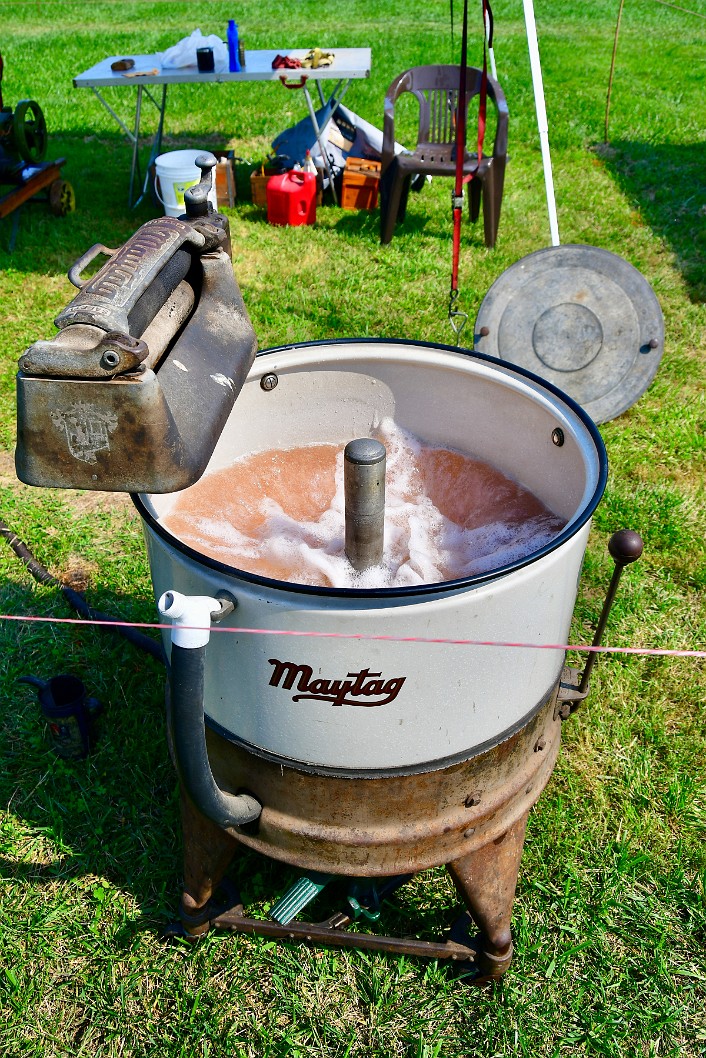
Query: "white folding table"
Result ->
[[74, 49, 372, 207]]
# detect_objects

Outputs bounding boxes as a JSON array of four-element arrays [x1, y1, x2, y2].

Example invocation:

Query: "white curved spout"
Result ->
[[158, 590, 222, 649]]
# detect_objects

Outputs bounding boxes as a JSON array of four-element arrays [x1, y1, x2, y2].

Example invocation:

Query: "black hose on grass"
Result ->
[[0, 515, 165, 663], [0, 518, 58, 586]]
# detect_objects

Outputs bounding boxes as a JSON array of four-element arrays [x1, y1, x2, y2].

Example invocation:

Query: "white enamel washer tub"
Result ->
[[134, 338, 607, 775]]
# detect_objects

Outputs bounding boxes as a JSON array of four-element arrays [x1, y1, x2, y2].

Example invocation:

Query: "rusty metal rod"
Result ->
[[210, 909, 477, 961], [579, 528, 643, 694]]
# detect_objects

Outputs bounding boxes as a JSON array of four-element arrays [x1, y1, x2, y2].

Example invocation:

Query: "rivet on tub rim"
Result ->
[[260, 373, 279, 391], [552, 428, 565, 447]]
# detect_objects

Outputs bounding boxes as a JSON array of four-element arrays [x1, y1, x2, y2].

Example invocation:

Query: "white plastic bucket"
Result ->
[[154, 149, 219, 217]]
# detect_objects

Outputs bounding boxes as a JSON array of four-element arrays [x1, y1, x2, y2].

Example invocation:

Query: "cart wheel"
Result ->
[[49, 178, 75, 217], [12, 99, 48, 163]]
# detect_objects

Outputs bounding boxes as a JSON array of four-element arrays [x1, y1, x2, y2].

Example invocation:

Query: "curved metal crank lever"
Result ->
[[555, 529, 644, 719]]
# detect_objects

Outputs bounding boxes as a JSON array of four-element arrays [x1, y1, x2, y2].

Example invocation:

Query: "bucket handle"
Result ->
[[153, 175, 170, 209]]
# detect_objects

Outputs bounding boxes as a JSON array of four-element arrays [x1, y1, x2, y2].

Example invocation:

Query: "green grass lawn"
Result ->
[[1, 1, 705, 1055]]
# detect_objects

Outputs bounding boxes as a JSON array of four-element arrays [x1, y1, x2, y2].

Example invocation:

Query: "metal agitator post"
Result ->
[[344, 438, 386, 572]]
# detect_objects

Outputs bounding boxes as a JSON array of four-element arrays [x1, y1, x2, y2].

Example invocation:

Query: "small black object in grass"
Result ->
[[18, 674, 102, 760]]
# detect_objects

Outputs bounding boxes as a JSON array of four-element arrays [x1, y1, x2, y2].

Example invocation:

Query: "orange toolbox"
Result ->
[[341, 157, 381, 211], [250, 166, 278, 208]]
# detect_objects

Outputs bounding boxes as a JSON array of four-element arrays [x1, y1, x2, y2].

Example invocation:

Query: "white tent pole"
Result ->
[[523, 0, 561, 245], [483, 2, 498, 80]]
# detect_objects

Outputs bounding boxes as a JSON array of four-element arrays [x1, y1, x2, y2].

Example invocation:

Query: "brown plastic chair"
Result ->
[[380, 65, 508, 247]]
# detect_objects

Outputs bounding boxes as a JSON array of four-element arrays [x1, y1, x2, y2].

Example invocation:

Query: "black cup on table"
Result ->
[[196, 47, 215, 73]]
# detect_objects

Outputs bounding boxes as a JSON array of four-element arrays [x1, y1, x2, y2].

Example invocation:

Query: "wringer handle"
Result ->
[[578, 529, 643, 695], [183, 152, 217, 217], [67, 243, 117, 289]]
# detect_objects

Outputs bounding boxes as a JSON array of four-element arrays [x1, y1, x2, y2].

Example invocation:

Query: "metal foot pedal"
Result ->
[[270, 871, 333, 925]]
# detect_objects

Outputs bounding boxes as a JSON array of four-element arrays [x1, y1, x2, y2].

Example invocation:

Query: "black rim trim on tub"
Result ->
[[133, 337, 608, 601], [203, 678, 557, 779]]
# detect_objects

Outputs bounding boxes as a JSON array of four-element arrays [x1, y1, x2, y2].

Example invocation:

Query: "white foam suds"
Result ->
[[164, 419, 565, 589]]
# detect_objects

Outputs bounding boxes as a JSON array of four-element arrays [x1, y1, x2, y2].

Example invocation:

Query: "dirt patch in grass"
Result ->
[[0, 449, 133, 514]]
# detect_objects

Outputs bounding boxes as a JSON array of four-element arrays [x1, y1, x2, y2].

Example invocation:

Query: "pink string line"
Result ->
[[1, 612, 704, 658]]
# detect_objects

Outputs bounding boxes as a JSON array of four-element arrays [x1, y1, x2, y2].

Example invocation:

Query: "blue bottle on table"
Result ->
[[227, 20, 241, 72]]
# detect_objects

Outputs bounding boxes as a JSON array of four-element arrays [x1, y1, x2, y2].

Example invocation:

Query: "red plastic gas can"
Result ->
[[266, 171, 317, 226]]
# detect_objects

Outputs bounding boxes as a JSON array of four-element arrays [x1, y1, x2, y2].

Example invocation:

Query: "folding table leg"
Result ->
[[138, 84, 168, 208], [303, 83, 338, 205], [129, 85, 143, 209]]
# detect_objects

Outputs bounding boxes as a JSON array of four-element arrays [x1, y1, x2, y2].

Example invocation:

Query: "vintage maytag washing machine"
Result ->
[[16, 158, 643, 982]]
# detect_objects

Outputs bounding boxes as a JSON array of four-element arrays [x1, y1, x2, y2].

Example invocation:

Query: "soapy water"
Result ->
[[163, 419, 566, 588]]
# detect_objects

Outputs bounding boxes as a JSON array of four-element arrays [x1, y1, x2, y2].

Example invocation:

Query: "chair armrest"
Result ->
[[381, 69, 416, 173], [382, 97, 398, 172]]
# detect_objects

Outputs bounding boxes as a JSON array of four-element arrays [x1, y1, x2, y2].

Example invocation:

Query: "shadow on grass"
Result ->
[[1, 576, 175, 929], [596, 138, 706, 302], [1, 577, 467, 960], [0, 131, 157, 268], [0, 127, 248, 263]]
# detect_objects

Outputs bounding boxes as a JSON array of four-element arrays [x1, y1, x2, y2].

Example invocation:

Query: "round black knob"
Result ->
[[608, 529, 643, 565], [195, 152, 218, 178]]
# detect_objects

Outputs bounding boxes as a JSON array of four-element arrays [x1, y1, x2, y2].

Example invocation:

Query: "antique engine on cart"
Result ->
[[0, 51, 74, 220], [0, 57, 47, 172], [15, 156, 642, 984]]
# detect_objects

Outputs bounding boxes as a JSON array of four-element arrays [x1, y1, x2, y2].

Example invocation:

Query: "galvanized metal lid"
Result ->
[[474, 244, 664, 423]]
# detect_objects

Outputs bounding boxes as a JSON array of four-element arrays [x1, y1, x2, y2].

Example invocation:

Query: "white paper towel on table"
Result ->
[[161, 30, 228, 73]]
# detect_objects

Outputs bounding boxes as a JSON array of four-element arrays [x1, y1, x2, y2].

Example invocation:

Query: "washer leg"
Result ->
[[179, 785, 241, 935], [447, 809, 529, 979]]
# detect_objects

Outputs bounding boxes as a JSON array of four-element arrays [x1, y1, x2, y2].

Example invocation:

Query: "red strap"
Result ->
[[453, 0, 469, 204], [450, 0, 491, 299], [450, 0, 470, 300]]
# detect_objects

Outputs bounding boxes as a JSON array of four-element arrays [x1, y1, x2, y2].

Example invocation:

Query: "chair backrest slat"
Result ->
[[382, 64, 508, 170], [420, 89, 458, 147]]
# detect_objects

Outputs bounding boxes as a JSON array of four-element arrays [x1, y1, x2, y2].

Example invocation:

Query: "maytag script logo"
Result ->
[[267, 658, 406, 708]]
